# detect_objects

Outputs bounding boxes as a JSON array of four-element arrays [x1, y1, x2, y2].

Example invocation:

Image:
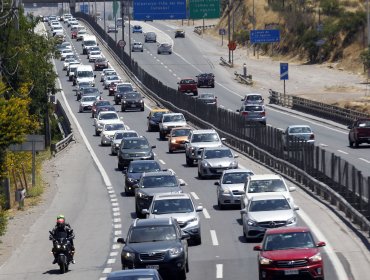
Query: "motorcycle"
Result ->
[[49, 230, 73, 273]]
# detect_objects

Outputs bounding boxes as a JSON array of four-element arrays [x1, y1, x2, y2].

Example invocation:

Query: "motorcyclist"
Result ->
[[49, 214, 75, 264]]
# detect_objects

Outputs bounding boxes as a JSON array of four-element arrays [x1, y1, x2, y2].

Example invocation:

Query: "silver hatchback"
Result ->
[[237, 104, 266, 126]]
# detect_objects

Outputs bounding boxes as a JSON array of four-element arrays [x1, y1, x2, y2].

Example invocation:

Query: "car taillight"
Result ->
[[310, 134, 315, 140], [260, 112, 266, 116], [242, 112, 248, 116]]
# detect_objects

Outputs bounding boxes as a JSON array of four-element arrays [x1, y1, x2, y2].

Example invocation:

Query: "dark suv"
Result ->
[[121, 91, 145, 112], [117, 136, 156, 170], [196, 73, 215, 88], [134, 171, 184, 217], [114, 83, 134, 105], [117, 218, 189, 280]]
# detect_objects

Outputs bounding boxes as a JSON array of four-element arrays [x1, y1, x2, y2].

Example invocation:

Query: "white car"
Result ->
[[131, 42, 143, 52], [103, 75, 122, 89], [88, 51, 102, 62], [76, 29, 88, 41], [240, 174, 296, 219], [60, 49, 74, 60], [110, 130, 139, 155], [79, 95, 98, 112], [94, 111, 122, 136], [63, 59, 79, 70], [100, 122, 127, 146], [100, 69, 116, 82]]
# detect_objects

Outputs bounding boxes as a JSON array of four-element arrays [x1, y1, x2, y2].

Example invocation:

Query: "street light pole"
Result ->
[[104, 0, 106, 33], [228, 0, 231, 63], [253, 0, 256, 56], [367, 0, 370, 47]]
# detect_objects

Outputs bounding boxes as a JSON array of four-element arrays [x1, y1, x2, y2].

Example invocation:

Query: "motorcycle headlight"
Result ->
[[287, 216, 297, 225], [97, 123, 103, 128], [56, 244, 61, 249], [169, 247, 183, 256], [247, 219, 257, 226], [115, 143, 120, 147], [309, 252, 322, 262], [122, 251, 135, 260], [259, 256, 272, 265]]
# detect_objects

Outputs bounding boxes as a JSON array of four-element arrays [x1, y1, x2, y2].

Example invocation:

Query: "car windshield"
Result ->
[[246, 95, 262, 101], [115, 132, 138, 140], [128, 162, 160, 173], [141, 175, 177, 188], [263, 232, 315, 251], [117, 86, 133, 93], [81, 96, 96, 102], [96, 101, 110, 107], [83, 88, 99, 94], [171, 129, 191, 137], [122, 139, 149, 149], [90, 51, 101, 55], [107, 76, 119, 81], [99, 113, 118, 120], [129, 225, 176, 243], [192, 133, 219, 143], [248, 179, 287, 193], [288, 127, 312, 134], [249, 199, 290, 212], [152, 112, 166, 120], [152, 199, 194, 214], [358, 120, 370, 127], [204, 149, 233, 159], [123, 93, 140, 99], [181, 79, 196, 84], [163, 115, 185, 122], [222, 172, 253, 184], [78, 71, 93, 78], [104, 123, 125, 131]]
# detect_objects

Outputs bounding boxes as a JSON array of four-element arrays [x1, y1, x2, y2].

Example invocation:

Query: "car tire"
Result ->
[[118, 163, 123, 171], [198, 170, 203, 179], [355, 141, 360, 148], [178, 268, 186, 280], [159, 131, 165, 140], [141, 50, 143, 52], [157, 51, 160, 54], [147, 125, 152, 132], [169, 148, 173, 153], [193, 235, 201, 245], [186, 156, 193, 166], [218, 199, 224, 210], [122, 106, 126, 112], [135, 204, 143, 218], [95, 130, 100, 136], [185, 258, 189, 272], [349, 139, 353, 147], [169, 52, 172, 54]]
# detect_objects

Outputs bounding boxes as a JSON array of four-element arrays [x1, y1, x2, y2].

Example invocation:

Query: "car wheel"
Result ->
[[193, 92, 198, 96], [198, 170, 203, 179], [211, 84, 215, 88], [355, 141, 360, 148], [169, 147, 173, 153], [157, 51, 160, 54], [117, 163, 123, 171], [349, 139, 354, 147], [135, 204, 143, 218], [193, 235, 201, 246], [95, 130, 99, 136], [121, 106, 126, 112], [185, 257, 189, 272], [218, 199, 224, 210], [178, 268, 186, 280], [186, 156, 193, 166], [159, 131, 165, 140], [147, 125, 152, 132], [169, 52, 172, 54], [115, 100, 119, 105], [141, 50, 143, 52], [140, 107, 144, 111]]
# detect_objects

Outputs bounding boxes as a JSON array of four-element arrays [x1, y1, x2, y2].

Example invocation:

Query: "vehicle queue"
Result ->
[[47, 14, 327, 280]]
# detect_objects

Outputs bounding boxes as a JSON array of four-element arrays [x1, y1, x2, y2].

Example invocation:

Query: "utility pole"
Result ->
[[252, 0, 256, 56], [104, 0, 106, 33], [367, 0, 370, 47], [228, 0, 231, 63]]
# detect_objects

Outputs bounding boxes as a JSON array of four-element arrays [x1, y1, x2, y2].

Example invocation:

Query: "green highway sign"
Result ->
[[189, 0, 220, 19], [113, 0, 119, 18]]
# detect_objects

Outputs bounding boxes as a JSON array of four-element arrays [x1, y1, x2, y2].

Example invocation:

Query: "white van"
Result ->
[[82, 35, 98, 54], [75, 65, 96, 87]]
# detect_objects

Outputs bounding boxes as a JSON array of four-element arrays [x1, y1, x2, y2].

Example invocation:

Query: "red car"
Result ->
[[177, 78, 198, 96], [71, 27, 78, 39], [348, 118, 370, 148], [253, 227, 326, 280]]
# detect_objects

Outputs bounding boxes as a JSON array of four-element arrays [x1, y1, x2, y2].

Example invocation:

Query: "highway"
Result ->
[[1, 14, 369, 280]]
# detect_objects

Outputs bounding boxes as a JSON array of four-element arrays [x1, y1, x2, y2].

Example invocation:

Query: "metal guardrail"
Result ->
[[234, 71, 253, 85], [51, 133, 74, 155], [194, 24, 216, 35], [220, 57, 232, 68], [75, 13, 370, 236], [52, 100, 74, 155], [269, 89, 370, 125]]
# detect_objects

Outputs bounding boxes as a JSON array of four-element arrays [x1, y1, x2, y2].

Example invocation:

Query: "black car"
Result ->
[[134, 171, 184, 217], [117, 136, 156, 170], [117, 218, 189, 279], [77, 87, 101, 101], [114, 83, 134, 105], [121, 91, 145, 112], [124, 160, 162, 195], [197, 93, 217, 106], [107, 269, 163, 280], [147, 110, 169, 132], [175, 29, 185, 38], [196, 73, 215, 88]]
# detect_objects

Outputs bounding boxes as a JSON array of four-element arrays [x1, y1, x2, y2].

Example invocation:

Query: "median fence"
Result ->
[[75, 13, 370, 234]]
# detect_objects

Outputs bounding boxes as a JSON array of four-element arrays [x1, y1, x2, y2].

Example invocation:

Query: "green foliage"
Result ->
[[233, 30, 249, 44], [0, 209, 7, 237], [320, 0, 342, 17], [301, 29, 320, 62], [360, 49, 370, 69]]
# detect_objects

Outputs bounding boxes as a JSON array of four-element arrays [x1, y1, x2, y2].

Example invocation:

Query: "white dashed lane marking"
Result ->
[[102, 268, 112, 274], [159, 159, 166, 164], [337, 150, 348, 155], [216, 264, 223, 278], [210, 230, 219, 246], [359, 158, 370, 164], [191, 192, 199, 200], [203, 208, 211, 219]]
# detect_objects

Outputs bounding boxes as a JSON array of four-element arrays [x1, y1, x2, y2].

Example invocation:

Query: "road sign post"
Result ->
[[280, 63, 289, 105], [219, 28, 226, 46]]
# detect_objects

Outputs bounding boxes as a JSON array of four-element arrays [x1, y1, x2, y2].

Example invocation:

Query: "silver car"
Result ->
[[142, 193, 203, 245], [157, 43, 172, 54], [197, 146, 238, 179], [215, 169, 255, 209], [131, 42, 143, 52], [240, 194, 299, 241], [100, 69, 116, 82], [282, 125, 315, 149], [110, 130, 139, 155], [236, 104, 266, 126], [79, 95, 98, 112], [100, 122, 126, 146]]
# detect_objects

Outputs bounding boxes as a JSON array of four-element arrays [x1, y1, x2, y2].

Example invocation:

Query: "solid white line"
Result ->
[[191, 192, 199, 200], [210, 230, 219, 246], [298, 209, 348, 280], [159, 159, 166, 164], [99, 278, 107, 280], [216, 264, 223, 278], [359, 158, 370, 164], [102, 268, 112, 274], [337, 150, 348, 155], [203, 208, 210, 219]]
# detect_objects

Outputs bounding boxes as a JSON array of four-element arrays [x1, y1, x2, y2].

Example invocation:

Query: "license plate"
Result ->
[[131, 104, 137, 108], [146, 265, 159, 270], [284, 270, 299, 275], [216, 169, 224, 173]]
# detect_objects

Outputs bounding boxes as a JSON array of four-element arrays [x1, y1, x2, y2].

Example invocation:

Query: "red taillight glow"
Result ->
[[260, 112, 266, 116], [310, 134, 315, 140], [242, 112, 248, 116]]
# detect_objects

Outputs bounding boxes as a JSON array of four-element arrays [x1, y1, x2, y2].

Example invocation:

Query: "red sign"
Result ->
[[228, 41, 236, 51], [117, 40, 126, 48]]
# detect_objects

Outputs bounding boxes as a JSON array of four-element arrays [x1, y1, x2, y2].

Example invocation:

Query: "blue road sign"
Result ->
[[250, 29, 280, 44], [133, 0, 187, 20], [219, 28, 226, 35], [80, 4, 89, 14], [280, 63, 289, 80]]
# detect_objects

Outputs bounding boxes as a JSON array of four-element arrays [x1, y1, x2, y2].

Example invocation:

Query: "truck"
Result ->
[[348, 118, 370, 148]]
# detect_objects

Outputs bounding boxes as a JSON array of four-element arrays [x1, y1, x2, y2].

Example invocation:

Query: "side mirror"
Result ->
[[316, 241, 326, 247], [253, 245, 262, 251], [347, 125, 352, 129], [120, 117, 124, 120], [178, 179, 186, 186], [141, 209, 149, 215], [221, 138, 226, 141], [184, 140, 189, 143], [236, 109, 240, 112], [240, 209, 247, 215], [94, 74, 96, 78], [234, 155, 239, 158], [293, 205, 299, 211], [196, 206, 203, 212], [151, 145, 156, 148], [214, 181, 220, 186], [117, 237, 125, 244], [181, 232, 190, 240], [122, 169, 127, 174], [289, 186, 296, 192]]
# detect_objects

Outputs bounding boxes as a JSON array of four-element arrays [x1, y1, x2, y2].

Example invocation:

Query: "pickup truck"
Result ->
[[348, 118, 370, 148], [158, 113, 187, 140], [177, 78, 198, 96]]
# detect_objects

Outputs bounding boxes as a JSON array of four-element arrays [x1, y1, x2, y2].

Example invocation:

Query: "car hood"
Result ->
[[81, 100, 95, 106], [204, 158, 236, 167], [123, 98, 142, 102], [220, 183, 244, 192], [248, 210, 295, 222], [127, 173, 143, 180], [125, 240, 180, 253], [163, 121, 187, 127], [150, 212, 196, 222], [261, 248, 319, 260], [190, 142, 222, 148], [139, 187, 182, 196]]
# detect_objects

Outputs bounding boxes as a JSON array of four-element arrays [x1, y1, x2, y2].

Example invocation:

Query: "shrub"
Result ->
[[233, 29, 249, 44], [0, 210, 7, 237], [320, 0, 342, 17]]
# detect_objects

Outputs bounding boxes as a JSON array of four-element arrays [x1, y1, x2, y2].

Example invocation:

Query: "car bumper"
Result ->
[[119, 155, 154, 167], [122, 102, 144, 110], [200, 166, 236, 177], [169, 142, 186, 151], [218, 193, 242, 206], [259, 263, 324, 280]]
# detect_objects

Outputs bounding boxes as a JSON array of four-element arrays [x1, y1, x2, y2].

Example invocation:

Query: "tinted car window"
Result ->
[[222, 172, 251, 184], [192, 133, 219, 142], [249, 199, 290, 212], [141, 175, 177, 188], [104, 123, 125, 131], [204, 149, 233, 158], [243, 105, 263, 111], [172, 129, 191, 137], [99, 113, 118, 120], [129, 225, 177, 243], [248, 179, 287, 193], [122, 138, 149, 149], [128, 161, 161, 173], [152, 199, 194, 214], [115, 132, 138, 139], [264, 232, 315, 250]]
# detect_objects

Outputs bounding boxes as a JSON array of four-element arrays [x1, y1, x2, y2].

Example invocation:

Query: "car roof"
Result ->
[[250, 193, 287, 201], [192, 129, 217, 134], [107, 268, 158, 277], [153, 192, 191, 201], [133, 217, 174, 227], [222, 169, 253, 175], [287, 125, 312, 128], [265, 226, 310, 235], [249, 174, 282, 181]]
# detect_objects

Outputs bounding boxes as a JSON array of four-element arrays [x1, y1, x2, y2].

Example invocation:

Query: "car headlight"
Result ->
[[97, 123, 103, 128], [259, 256, 272, 265], [287, 216, 297, 225], [122, 251, 135, 260], [221, 188, 231, 194], [115, 143, 120, 147], [169, 247, 183, 256], [247, 219, 257, 226], [138, 192, 148, 199], [202, 161, 211, 167], [56, 244, 61, 249], [229, 161, 238, 168], [309, 252, 322, 262]]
